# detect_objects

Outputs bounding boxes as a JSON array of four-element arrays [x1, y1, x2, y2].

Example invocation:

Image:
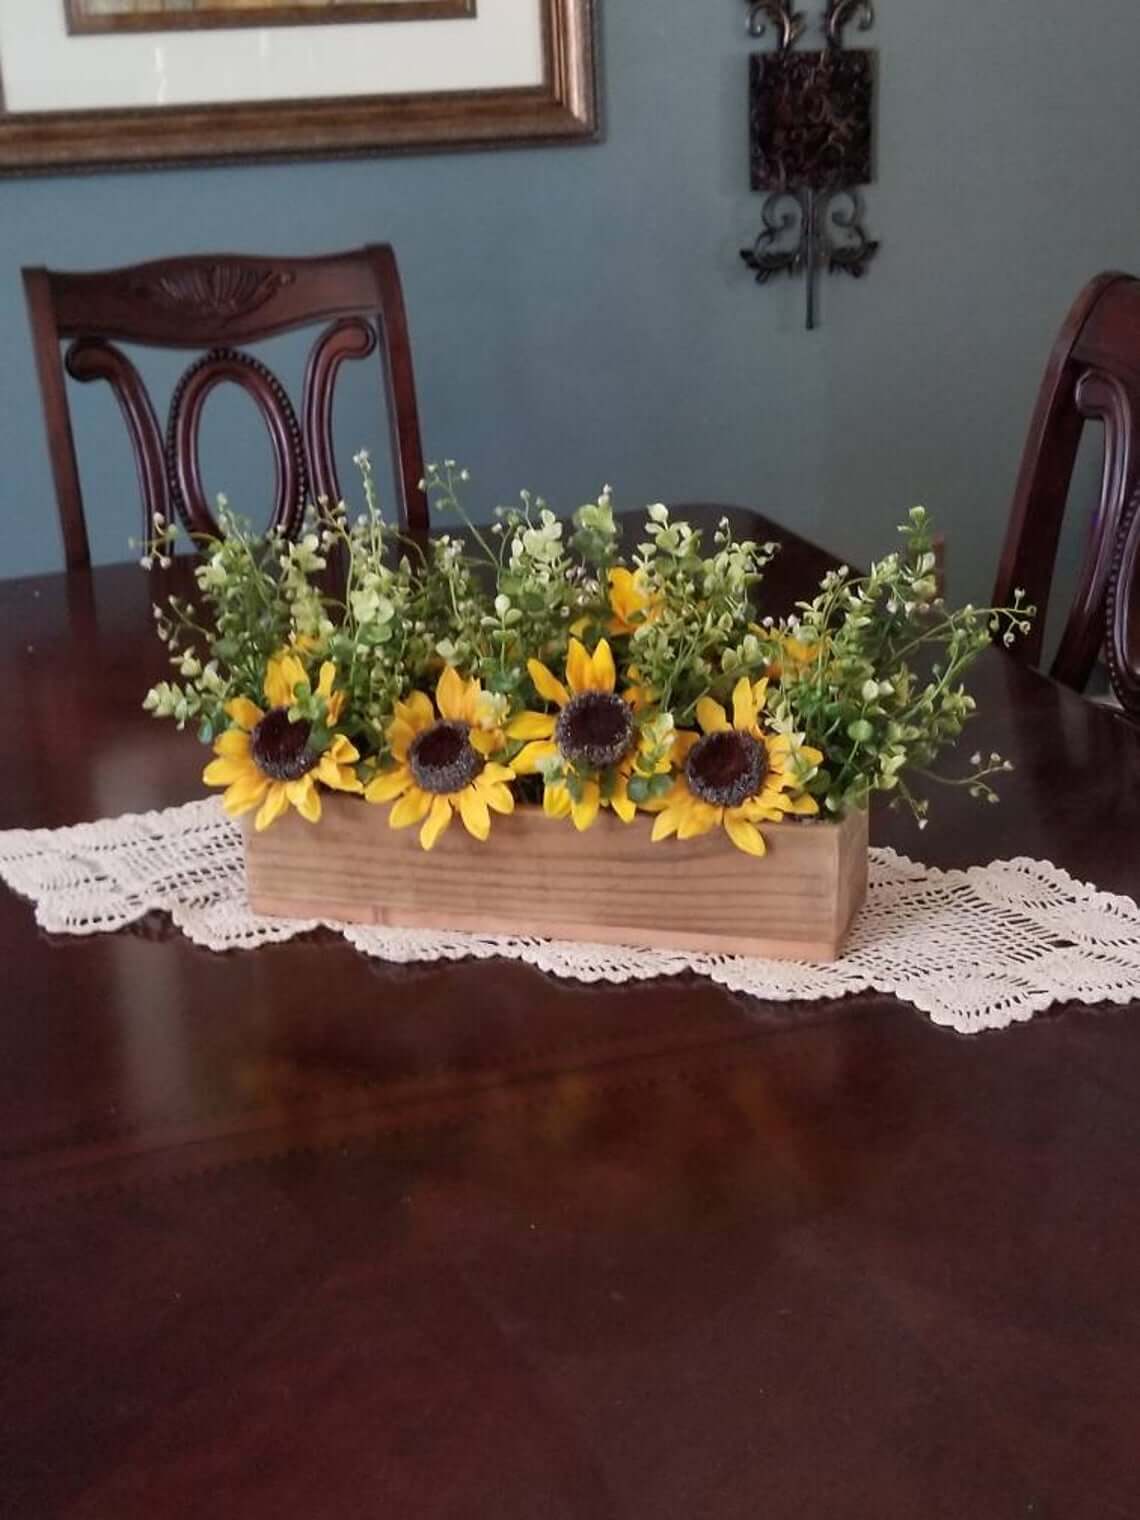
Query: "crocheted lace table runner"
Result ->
[[1, 799, 1139, 1036]]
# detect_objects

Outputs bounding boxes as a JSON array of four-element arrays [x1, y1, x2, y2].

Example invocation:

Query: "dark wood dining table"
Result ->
[[3, 509, 1140, 1520]]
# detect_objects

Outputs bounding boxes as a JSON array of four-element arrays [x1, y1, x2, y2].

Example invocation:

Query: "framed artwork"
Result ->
[[0, 0, 598, 173], [64, 1, 474, 35]]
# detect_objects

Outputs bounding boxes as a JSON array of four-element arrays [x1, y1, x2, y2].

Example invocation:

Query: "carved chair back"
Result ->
[[993, 271, 1140, 717], [23, 245, 428, 570]]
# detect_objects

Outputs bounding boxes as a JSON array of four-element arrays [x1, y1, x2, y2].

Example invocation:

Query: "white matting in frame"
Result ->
[[0, 0, 542, 112]]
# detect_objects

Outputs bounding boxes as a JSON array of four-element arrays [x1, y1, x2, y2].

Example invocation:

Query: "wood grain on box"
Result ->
[[245, 798, 868, 960]]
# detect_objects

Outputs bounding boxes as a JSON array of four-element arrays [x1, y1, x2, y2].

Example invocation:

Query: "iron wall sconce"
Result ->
[[740, 0, 879, 330]]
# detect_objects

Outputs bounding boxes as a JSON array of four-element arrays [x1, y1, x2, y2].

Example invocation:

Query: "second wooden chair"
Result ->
[[993, 271, 1140, 717], [23, 244, 428, 570]]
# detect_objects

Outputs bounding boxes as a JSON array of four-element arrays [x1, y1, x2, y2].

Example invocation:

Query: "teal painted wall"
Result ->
[[2, 0, 1140, 602]]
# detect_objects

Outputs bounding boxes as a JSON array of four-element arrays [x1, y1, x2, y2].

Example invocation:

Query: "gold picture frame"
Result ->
[[0, 0, 598, 173]]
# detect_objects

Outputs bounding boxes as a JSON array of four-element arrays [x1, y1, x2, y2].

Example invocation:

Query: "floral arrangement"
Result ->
[[143, 455, 1032, 855]]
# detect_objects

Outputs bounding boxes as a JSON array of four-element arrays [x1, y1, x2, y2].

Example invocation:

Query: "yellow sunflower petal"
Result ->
[[678, 800, 720, 839], [315, 752, 353, 790], [478, 782, 515, 815], [469, 728, 504, 757], [607, 567, 639, 626], [214, 728, 252, 760], [254, 782, 290, 832], [527, 659, 570, 709], [458, 787, 491, 841], [544, 782, 572, 819], [225, 697, 264, 733], [321, 764, 363, 795], [203, 756, 250, 787], [758, 772, 796, 802], [420, 795, 452, 850], [220, 771, 268, 806], [390, 787, 433, 829], [608, 566, 634, 601], [565, 638, 593, 696], [286, 776, 322, 824], [731, 676, 756, 732], [671, 730, 700, 763], [327, 735, 360, 765], [609, 776, 637, 823], [327, 691, 346, 725], [479, 762, 517, 786], [506, 711, 557, 741], [782, 792, 820, 815], [395, 691, 434, 733], [364, 767, 413, 805], [752, 677, 770, 713], [436, 666, 468, 723], [724, 811, 768, 857], [590, 639, 617, 694], [220, 775, 269, 817], [512, 740, 559, 775], [571, 780, 600, 832], [696, 697, 729, 735], [741, 793, 792, 822], [387, 719, 417, 762], [651, 805, 682, 842], [265, 654, 307, 711], [461, 676, 483, 723]]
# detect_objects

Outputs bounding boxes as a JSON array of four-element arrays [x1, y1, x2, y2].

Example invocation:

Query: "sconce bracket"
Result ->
[[739, 0, 879, 329]]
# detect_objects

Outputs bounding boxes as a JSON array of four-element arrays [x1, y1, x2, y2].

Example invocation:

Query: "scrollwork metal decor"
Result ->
[[746, 1, 806, 49], [739, 0, 879, 329], [824, 0, 874, 46]]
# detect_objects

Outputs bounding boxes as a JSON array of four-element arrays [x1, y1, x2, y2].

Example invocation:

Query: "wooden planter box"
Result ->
[[244, 797, 868, 960]]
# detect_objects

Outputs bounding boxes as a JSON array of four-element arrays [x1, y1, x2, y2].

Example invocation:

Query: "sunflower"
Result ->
[[203, 653, 362, 831], [754, 627, 823, 682], [621, 664, 655, 713], [363, 667, 516, 850], [568, 567, 659, 643], [506, 637, 663, 829], [650, 675, 822, 856], [607, 567, 660, 636]]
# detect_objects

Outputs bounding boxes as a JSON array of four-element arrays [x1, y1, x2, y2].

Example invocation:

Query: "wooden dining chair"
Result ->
[[23, 245, 429, 570], [992, 270, 1140, 717]]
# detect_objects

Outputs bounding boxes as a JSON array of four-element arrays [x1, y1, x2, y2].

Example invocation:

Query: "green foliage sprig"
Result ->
[[748, 506, 1034, 823]]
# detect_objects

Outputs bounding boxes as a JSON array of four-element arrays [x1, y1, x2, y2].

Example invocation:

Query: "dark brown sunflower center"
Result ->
[[251, 707, 317, 782], [555, 691, 635, 770], [408, 720, 484, 795], [685, 730, 768, 808]]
